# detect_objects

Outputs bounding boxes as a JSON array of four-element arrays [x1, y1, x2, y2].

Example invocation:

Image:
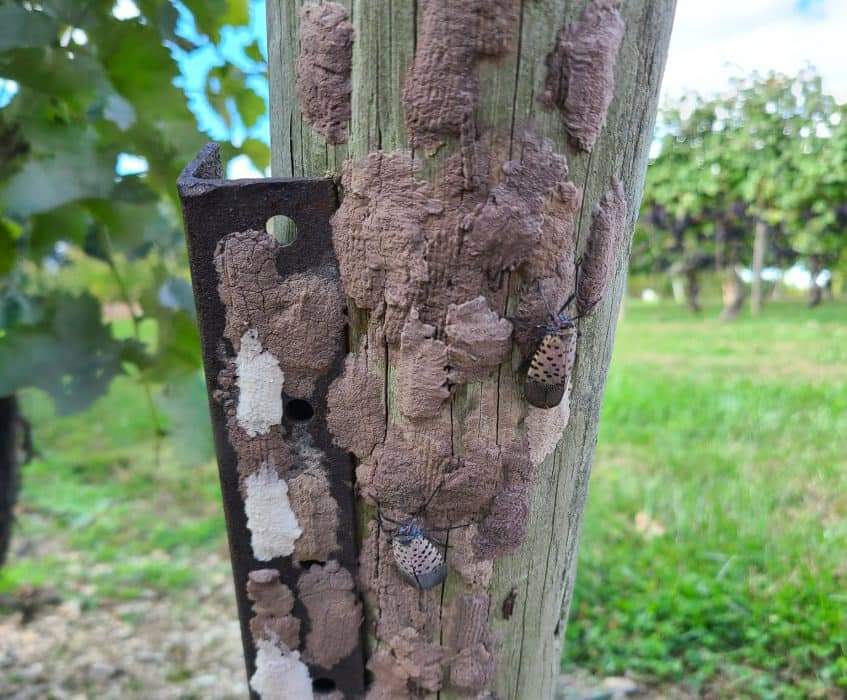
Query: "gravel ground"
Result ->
[[1, 555, 247, 700]]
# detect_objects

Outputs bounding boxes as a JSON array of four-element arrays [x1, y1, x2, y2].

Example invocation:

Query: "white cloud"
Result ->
[[662, 0, 847, 102], [227, 154, 266, 179]]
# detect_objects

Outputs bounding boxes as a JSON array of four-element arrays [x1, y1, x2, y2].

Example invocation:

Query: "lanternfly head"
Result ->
[[394, 521, 425, 545], [544, 308, 576, 335]]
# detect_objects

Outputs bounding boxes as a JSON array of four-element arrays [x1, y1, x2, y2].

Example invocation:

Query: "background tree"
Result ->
[[777, 89, 847, 306], [638, 92, 751, 317], [636, 69, 847, 315], [0, 0, 270, 568]]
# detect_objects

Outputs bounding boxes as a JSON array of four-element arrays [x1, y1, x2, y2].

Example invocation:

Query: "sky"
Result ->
[[662, 0, 847, 103]]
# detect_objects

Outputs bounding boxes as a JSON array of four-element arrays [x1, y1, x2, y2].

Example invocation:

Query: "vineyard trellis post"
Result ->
[[180, 1, 675, 697]]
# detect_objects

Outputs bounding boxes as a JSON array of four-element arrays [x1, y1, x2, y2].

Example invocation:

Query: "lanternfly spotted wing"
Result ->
[[525, 310, 577, 409], [391, 522, 448, 590]]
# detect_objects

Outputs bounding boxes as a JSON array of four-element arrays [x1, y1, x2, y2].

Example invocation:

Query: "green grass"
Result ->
[[0, 375, 227, 604], [2, 299, 845, 697], [564, 300, 847, 698]]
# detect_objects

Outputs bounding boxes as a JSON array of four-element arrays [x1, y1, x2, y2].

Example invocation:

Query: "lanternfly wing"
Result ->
[[392, 534, 448, 590], [525, 328, 576, 409]]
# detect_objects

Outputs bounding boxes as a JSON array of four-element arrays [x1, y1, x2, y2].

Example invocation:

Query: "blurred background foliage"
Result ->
[[635, 69, 847, 314], [0, 0, 268, 461]]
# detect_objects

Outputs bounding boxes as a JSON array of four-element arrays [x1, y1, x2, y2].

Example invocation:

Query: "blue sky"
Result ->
[[172, 0, 268, 144]]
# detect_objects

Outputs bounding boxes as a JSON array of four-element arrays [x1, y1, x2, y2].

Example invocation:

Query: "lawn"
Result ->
[[2, 299, 845, 698], [0, 373, 227, 603], [564, 300, 847, 698]]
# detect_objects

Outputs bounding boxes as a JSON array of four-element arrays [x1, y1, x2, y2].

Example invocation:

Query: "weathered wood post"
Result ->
[[182, 1, 674, 698]]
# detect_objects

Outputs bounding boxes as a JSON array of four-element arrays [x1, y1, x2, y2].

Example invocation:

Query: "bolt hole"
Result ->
[[313, 678, 337, 692], [297, 559, 323, 569], [285, 398, 314, 422], [265, 214, 297, 246]]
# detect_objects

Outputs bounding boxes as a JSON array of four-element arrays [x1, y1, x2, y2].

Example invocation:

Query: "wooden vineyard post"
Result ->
[[180, 1, 675, 698]]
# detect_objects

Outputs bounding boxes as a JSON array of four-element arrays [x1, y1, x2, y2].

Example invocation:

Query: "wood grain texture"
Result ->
[[268, 1, 676, 697]]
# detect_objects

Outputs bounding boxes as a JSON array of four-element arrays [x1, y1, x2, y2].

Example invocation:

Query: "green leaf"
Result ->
[[0, 286, 39, 328], [111, 176, 159, 205], [147, 308, 201, 380], [0, 0, 270, 425], [86, 199, 180, 257], [244, 40, 264, 63], [0, 127, 116, 218], [103, 94, 137, 130], [136, 0, 184, 47], [94, 21, 189, 122], [156, 371, 214, 467], [221, 0, 250, 28], [0, 6, 58, 50], [0, 218, 20, 274], [240, 138, 270, 171], [157, 277, 195, 317], [27, 203, 92, 257], [235, 87, 265, 128], [0, 292, 144, 414], [181, 0, 249, 42], [204, 81, 232, 128], [0, 48, 109, 102]]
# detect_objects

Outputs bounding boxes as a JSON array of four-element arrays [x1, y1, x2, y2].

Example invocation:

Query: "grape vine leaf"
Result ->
[[0, 292, 144, 415]]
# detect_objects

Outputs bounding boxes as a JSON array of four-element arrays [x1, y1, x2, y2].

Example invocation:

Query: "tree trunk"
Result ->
[[720, 266, 746, 321], [670, 274, 686, 305], [808, 255, 823, 307], [750, 219, 767, 315], [684, 269, 701, 313], [268, 1, 675, 697], [714, 219, 726, 272], [0, 396, 27, 568]]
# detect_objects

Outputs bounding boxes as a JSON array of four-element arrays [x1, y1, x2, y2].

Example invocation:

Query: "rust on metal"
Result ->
[[177, 144, 364, 698]]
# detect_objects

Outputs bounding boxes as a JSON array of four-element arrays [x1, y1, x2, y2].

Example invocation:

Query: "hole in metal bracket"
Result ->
[[265, 214, 297, 246], [313, 677, 337, 692], [285, 398, 314, 422]]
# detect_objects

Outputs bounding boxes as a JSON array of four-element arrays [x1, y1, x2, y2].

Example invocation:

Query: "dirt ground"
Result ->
[[0, 554, 247, 700], [0, 561, 686, 700]]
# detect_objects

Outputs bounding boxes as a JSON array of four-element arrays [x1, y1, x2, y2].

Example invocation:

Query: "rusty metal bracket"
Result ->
[[177, 144, 364, 698]]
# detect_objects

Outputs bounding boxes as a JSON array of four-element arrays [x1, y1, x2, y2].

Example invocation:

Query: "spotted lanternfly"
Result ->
[[390, 521, 448, 590], [376, 482, 476, 590], [525, 293, 578, 409]]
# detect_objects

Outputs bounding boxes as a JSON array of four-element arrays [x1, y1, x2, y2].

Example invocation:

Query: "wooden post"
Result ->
[[265, 1, 675, 697]]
